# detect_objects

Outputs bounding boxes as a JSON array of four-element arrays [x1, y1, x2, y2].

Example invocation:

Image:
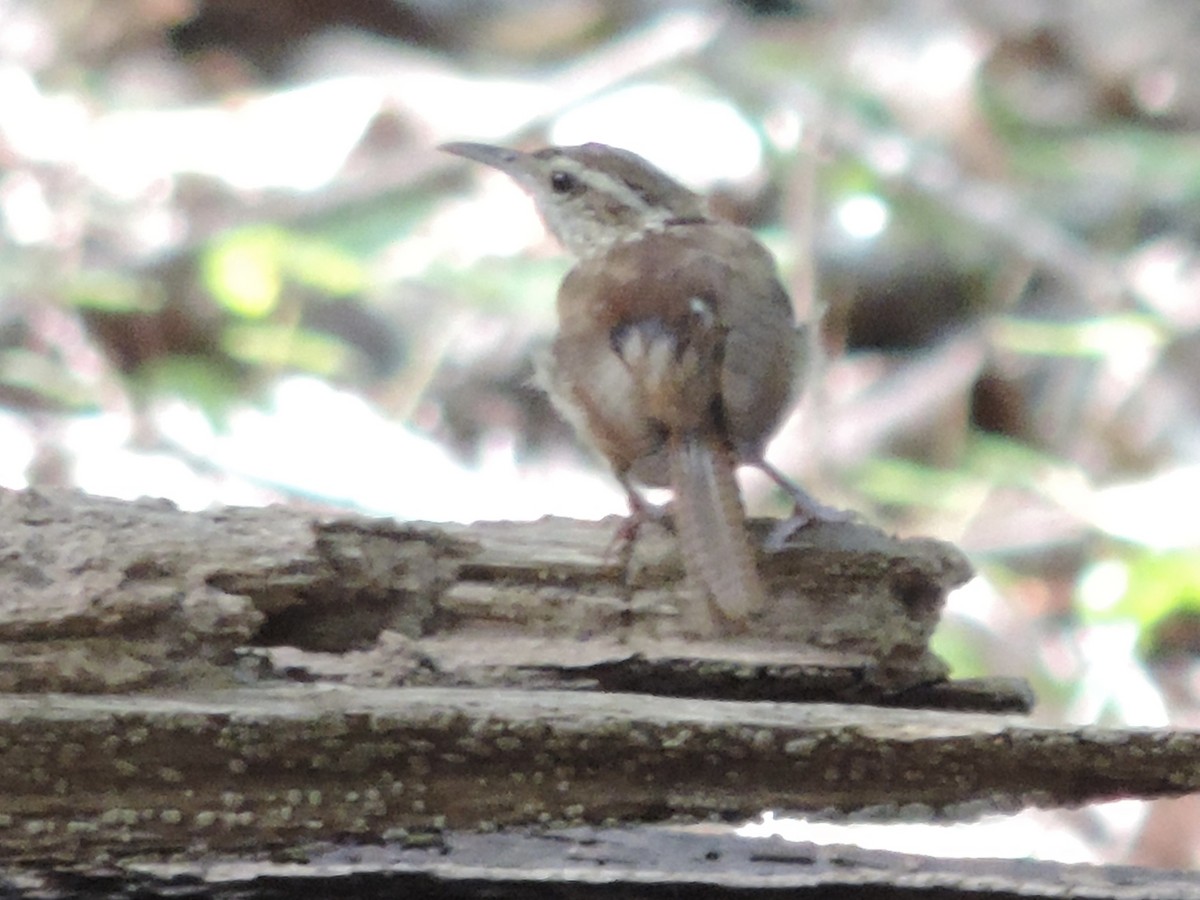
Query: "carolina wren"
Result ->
[[442, 141, 830, 633]]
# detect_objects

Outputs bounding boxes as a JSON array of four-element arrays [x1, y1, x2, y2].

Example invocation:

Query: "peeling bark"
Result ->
[[0, 487, 974, 699]]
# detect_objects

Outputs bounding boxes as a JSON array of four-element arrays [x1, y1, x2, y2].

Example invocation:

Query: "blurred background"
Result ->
[[1, 0, 1198, 869]]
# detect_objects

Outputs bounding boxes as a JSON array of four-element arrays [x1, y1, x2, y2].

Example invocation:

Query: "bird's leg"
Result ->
[[752, 457, 855, 550], [599, 472, 671, 563]]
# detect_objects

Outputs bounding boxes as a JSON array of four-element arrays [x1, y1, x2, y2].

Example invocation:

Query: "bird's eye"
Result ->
[[550, 170, 579, 194]]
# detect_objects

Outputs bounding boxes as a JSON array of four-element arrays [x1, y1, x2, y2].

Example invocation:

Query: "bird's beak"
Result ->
[[439, 142, 527, 177]]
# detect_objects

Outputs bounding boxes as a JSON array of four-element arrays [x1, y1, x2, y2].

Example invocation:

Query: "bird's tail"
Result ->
[[668, 432, 765, 629]]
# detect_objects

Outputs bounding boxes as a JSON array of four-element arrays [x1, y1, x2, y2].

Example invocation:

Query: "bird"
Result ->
[[441, 140, 834, 634]]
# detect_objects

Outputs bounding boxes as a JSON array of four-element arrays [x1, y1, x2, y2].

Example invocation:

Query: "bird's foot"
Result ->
[[604, 493, 672, 562], [751, 457, 857, 550], [764, 491, 856, 552]]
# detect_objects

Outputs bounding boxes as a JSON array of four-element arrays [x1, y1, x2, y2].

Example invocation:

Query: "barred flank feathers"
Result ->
[[668, 433, 765, 626]]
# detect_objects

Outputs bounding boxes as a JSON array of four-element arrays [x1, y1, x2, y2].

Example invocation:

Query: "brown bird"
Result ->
[[441, 141, 832, 633]]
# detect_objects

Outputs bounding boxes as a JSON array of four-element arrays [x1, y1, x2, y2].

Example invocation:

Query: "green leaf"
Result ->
[[202, 227, 285, 318], [1082, 551, 1200, 630], [424, 257, 566, 320], [222, 322, 348, 376], [282, 234, 366, 297], [962, 434, 1077, 490], [853, 456, 984, 510], [65, 271, 164, 313], [854, 434, 1080, 515], [0, 348, 98, 410], [133, 355, 243, 427], [993, 314, 1164, 359], [929, 624, 990, 679], [202, 225, 369, 318]]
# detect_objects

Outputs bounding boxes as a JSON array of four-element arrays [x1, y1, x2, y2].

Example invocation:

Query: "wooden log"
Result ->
[[25, 826, 1189, 900], [2, 685, 1198, 863], [1, 486, 1198, 894], [0, 486, 988, 704]]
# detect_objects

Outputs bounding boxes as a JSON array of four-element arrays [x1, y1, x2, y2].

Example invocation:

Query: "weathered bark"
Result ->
[[2, 486, 1199, 895], [15, 827, 1194, 900], [2, 685, 1200, 864], [0, 486, 981, 702]]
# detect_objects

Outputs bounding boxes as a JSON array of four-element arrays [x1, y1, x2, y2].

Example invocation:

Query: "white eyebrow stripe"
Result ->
[[573, 167, 653, 214]]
